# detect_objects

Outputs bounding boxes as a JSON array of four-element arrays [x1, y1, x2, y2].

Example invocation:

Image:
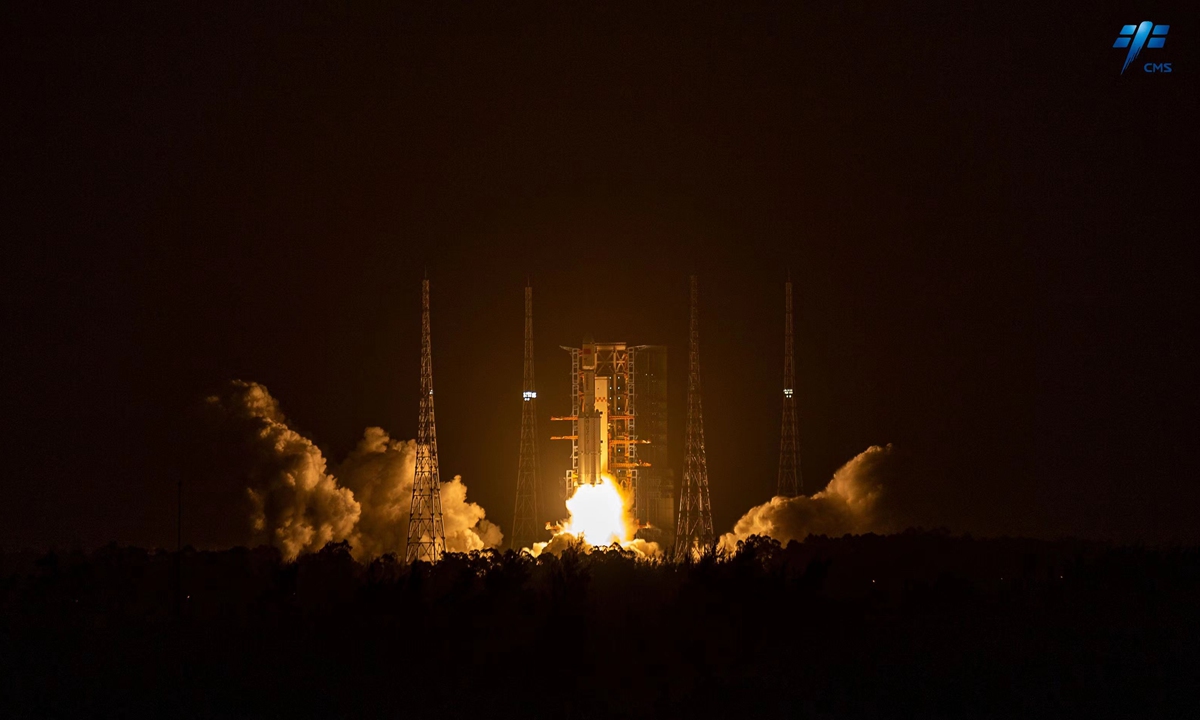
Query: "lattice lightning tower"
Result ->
[[512, 282, 540, 551], [675, 275, 714, 559], [777, 273, 802, 497], [406, 276, 447, 563]]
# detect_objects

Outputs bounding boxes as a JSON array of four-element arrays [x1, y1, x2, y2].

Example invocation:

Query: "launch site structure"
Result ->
[[551, 341, 675, 538], [777, 274, 802, 497], [511, 283, 540, 551], [406, 276, 447, 563], [675, 275, 714, 558]]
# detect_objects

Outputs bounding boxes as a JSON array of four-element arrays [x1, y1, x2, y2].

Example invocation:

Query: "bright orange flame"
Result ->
[[527, 475, 660, 557], [560, 475, 629, 546]]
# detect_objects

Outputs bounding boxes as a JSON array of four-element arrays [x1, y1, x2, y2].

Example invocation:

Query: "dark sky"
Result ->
[[3, 1, 1197, 550]]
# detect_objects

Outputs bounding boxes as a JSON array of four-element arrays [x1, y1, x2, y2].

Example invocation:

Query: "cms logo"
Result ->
[[1113, 22, 1170, 74]]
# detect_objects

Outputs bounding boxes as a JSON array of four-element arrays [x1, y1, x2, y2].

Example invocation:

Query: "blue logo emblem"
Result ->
[[1113, 22, 1169, 74]]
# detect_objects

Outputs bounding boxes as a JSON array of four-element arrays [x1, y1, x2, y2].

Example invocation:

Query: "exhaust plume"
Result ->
[[527, 475, 660, 558], [336, 427, 502, 556], [720, 444, 921, 550], [205, 381, 501, 561]]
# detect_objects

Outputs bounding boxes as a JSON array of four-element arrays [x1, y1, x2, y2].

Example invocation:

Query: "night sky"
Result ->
[[3, 1, 1197, 551]]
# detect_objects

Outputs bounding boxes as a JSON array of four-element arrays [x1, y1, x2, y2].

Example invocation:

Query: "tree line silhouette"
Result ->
[[3, 531, 1199, 718]]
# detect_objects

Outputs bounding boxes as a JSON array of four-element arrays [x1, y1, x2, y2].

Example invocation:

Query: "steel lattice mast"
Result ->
[[406, 276, 447, 563], [512, 282, 540, 551], [777, 273, 802, 497], [675, 275, 714, 559]]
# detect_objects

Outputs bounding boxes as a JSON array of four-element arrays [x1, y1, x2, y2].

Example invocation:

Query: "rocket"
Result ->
[[576, 340, 609, 485]]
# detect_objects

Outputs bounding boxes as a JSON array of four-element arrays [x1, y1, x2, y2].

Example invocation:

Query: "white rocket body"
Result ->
[[577, 342, 609, 485]]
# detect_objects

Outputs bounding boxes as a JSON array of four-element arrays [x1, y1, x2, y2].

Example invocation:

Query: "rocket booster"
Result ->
[[577, 341, 609, 485]]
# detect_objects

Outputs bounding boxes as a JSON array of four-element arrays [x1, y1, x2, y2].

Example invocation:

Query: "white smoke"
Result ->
[[719, 444, 909, 551], [204, 381, 361, 561], [336, 427, 502, 557], [528, 532, 660, 559], [206, 381, 501, 561]]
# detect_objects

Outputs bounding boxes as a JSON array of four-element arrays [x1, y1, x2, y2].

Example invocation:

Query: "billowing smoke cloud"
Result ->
[[204, 381, 361, 561], [336, 427, 502, 557], [530, 530, 660, 559], [720, 444, 921, 550], [205, 381, 501, 561]]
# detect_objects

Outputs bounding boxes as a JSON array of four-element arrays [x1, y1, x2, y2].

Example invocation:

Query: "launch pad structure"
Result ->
[[778, 274, 802, 497], [406, 276, 447, 563], [511, 283, 540, 551], [551, 341, 675, 539], [675, 275, 714, 556]]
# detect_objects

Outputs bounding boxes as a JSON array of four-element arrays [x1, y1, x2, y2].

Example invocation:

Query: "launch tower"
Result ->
[[777, 274, 802, 497], [406, 276, 447, 563], [675, 275, 714, 558], [552, 342, 674, 537], [511, 283, 540, 551]]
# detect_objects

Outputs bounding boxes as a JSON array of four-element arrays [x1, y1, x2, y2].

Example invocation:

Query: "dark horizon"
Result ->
[[3, 1, 1198, 552]]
